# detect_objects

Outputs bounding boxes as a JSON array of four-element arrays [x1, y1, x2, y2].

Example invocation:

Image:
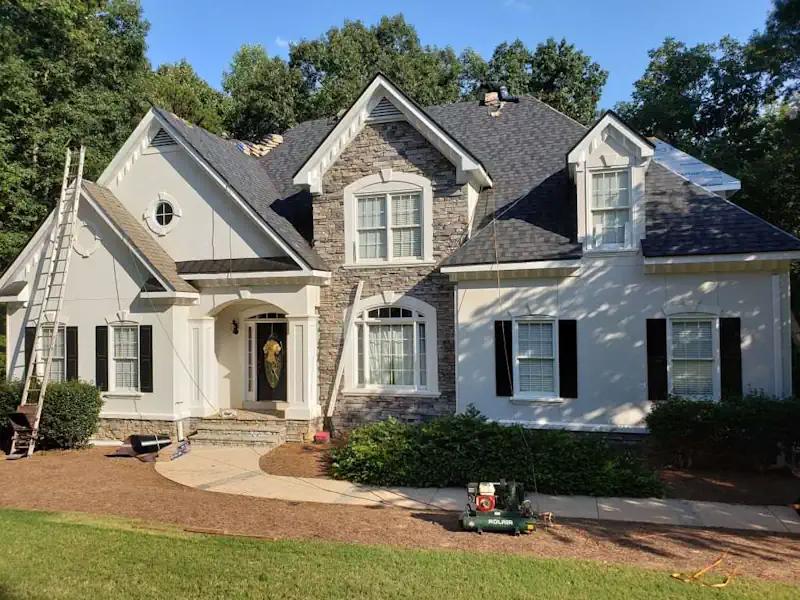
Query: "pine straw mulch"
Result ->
[[0, 448, 799, 584]]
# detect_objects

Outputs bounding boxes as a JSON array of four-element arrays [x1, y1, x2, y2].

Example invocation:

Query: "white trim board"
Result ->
[[494, 419, 648, 434], [292, 74, 492, 195]]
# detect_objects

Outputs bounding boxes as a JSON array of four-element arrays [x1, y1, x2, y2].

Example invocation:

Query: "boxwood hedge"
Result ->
[[330, 408, 665, 497], [0, 379, 103, 450]]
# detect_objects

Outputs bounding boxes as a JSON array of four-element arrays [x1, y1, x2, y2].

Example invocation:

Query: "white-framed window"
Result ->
[[355, 192, 422, 261], [40, 326, 65, 383], [112, 325, 139, 392], [590, 170, 631, 249], [513, 319, 558, 397], [344, 172, 433, 266], [346, 293, 438, 395], [668, 318, 719, 399], [144, 192, 181, 236]]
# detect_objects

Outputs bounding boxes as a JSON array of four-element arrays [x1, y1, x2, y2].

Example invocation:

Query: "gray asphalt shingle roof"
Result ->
[[153, 108, 328, 271], [642, 163, 800, 257], [158, 96, 800, 267]]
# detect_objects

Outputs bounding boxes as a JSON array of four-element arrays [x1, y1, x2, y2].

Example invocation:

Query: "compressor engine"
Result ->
[[461, 480, 539, 535]]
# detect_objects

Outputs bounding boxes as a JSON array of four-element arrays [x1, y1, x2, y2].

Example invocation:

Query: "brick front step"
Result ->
[[189, 434, 283, 449]]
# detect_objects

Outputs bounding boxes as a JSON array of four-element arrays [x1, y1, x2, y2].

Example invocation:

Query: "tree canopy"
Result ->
[[0, 0, 150, 266]]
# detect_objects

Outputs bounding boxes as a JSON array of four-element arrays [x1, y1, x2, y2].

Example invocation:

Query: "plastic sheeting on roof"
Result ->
[[651, 138, 740, 193]]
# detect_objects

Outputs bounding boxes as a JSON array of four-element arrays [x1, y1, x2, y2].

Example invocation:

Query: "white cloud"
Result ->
[[503, 0, 531, 11], [275, 36, 290, 49]]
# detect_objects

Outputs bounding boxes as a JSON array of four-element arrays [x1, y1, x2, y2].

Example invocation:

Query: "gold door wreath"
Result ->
[[263, 335, 283, 389]]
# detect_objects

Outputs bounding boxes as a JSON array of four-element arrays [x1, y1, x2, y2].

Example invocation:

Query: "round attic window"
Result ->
[[145, 192, 181, 236], [155, 200, 174, 226]]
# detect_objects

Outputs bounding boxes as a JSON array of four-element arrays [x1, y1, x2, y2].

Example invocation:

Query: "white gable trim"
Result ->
[[567, 112, 654, 166], [292, 74, 493, 195], [98, 109, 313, 273], [0, 211, 55, 291]]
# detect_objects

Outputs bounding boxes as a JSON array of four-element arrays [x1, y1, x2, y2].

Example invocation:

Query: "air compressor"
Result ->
[[461, 480, 539, 535]]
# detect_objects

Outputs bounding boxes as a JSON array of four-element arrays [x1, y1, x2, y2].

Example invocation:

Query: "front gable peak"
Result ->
[[293, 74, 493, 195]]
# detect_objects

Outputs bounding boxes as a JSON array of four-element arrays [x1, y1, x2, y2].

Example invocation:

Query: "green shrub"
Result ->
[[0, 379, 103, 450], [646, 394, 800, 470], [330, 408, 665, 497]]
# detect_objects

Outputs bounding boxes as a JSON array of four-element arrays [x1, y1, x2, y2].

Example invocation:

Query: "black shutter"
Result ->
[[558, 320, 578, 399], [95, 326, 108, 391], [66, 326, 78, 381], [494, 320, 513, 396], [646, 319, 668, 401], [24, 326, 35, 378], [139, 325, 153, 393], [720, 317, 743, 399]]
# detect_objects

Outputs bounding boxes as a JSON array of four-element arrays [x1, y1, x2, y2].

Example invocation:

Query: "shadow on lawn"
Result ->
[[409, 512, 800, 563]]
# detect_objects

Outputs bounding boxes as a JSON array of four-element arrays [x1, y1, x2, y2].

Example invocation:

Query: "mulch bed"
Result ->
[[260, 443, 800, 506], [1, 448, 799, 585]]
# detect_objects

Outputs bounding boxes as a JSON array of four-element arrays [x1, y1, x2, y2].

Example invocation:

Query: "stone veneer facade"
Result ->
[[313, 121, 469, 430]]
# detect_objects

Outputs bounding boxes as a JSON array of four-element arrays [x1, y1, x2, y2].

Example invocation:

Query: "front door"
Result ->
[[256, 322, 287, 402]]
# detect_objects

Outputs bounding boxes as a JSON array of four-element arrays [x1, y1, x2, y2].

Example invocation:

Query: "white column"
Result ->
[[284, 314, 320, 420]]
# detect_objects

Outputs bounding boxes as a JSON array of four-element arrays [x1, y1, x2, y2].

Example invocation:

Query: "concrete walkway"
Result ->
[[156, 446, 800, 534]]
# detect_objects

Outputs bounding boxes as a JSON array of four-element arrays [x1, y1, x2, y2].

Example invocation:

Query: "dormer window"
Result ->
[[344, 171, 433, 266], [591, 170, 631, 249]]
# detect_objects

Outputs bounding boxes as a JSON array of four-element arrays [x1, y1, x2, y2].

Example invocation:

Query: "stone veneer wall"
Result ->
[[314, 121, 469, 431], [94, 417, 201, 441]]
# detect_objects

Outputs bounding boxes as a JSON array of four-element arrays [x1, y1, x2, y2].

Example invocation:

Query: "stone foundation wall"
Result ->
[[94, 417, 200, 441], [285, 417, 323, 443], [315, 121, 467, 431]]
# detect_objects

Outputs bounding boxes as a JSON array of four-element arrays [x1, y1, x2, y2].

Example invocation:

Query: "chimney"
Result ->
[[236, 133, 284, 157]]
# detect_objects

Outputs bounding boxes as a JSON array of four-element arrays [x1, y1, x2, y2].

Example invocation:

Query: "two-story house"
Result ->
[[2, 74, 799, 443]]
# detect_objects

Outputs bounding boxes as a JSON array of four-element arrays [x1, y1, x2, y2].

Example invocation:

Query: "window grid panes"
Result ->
[[671, 320, 714, 397], [357, 196, 387, 259], [592, 171, 631, 247], [356, 306, 428, 390], [155, 201, 174, 226], [40, 326, 65, 383], [356, 192, 423, 261], [517, 322, 555, 394], [247, 325, 254, 393], [113, 326, 139, 391], [391, 193, 422, 258]]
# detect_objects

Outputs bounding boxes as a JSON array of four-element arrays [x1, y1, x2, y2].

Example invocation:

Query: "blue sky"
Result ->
[[140, 0, 774, 108]]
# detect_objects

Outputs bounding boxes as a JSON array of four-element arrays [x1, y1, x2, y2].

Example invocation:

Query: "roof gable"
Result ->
[[292, 74, 492, 194], [567, 110, 654, 166]]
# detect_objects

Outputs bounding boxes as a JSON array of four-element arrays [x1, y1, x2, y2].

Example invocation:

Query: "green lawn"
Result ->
[[0, 509, 795, 600]]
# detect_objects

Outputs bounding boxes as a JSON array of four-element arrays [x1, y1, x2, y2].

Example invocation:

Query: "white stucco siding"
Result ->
[[111, 148, 285, 263], [5, 200, 178, 421], [454, 254, 789, 431]]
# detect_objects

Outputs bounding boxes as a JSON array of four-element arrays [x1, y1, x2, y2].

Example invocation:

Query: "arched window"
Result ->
[[343, 171, 434, 266], [346, 293, 438, 394]]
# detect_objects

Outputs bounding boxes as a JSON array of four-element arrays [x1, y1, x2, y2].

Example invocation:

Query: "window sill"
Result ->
[[103, 391, 143, 400], [342, 261, 436, 270], [509, 396, 568, 405], [583, 247, 640, 257], [342, 388, 441, 398]]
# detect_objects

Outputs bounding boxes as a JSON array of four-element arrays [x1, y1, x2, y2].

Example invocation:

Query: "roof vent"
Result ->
[[236, 134, 284, 157], [149, 128, 177, 148], [367, 97, 403, 122]]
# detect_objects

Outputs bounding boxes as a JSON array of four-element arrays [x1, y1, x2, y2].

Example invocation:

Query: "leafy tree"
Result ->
[[751, 0, 800, 96], [148, 60, 228, 134], [289, 15, 461, 121], [222, 45, 303, 140], [528, 38, 608, 126], [458, 38, 607, 125], [0, 0, 150, 267]]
